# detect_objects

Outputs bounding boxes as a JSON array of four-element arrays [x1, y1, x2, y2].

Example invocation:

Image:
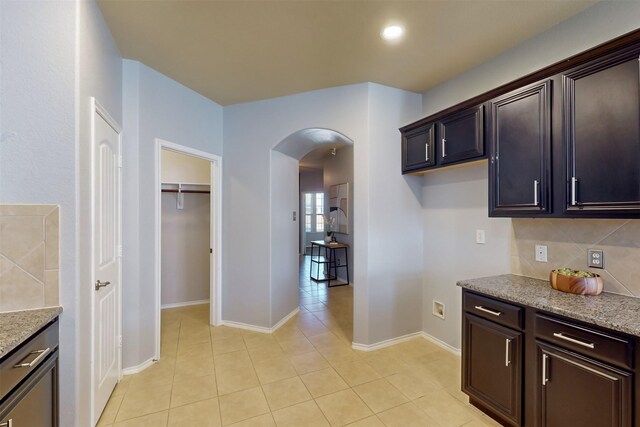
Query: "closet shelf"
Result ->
[[161, 182, 210, 194]]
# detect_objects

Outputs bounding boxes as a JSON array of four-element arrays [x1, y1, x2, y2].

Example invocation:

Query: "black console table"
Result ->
[[309, 240, 350, 288]]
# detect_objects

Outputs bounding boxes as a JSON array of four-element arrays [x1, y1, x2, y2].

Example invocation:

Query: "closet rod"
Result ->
[[161, 189, 210, 194]]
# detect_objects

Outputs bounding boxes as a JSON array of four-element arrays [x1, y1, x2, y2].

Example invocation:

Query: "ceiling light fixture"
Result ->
[[381, 25, 404, 42]]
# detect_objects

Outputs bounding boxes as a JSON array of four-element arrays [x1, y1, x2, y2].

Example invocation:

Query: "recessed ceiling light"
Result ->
[[381, 25, 404, 41]]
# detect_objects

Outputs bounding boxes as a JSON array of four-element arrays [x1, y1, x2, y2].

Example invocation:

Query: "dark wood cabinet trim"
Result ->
[[400, 28, 640, 133]]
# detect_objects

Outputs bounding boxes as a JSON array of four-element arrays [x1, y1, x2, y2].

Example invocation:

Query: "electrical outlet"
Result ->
[[432, 300, 445, 319], [535, 245, 548, 262], [293, 211, 296, 221], [588, 249, 604, 269], [476, 229, 486, 244]]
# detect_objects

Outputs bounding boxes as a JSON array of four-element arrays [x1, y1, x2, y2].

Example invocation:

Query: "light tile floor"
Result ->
[[98, 257, 499, 426]]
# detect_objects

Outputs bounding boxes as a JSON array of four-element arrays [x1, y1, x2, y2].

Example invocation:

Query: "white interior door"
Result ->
[[92, 101, 122, 425]]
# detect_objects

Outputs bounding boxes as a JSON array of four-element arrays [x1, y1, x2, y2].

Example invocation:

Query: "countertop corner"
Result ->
[[458, 274, 640, 337], [0, 306, 62, 359]]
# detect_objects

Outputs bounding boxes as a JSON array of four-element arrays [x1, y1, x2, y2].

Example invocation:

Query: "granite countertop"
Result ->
[[457, 274, 640, 338], [0, 307, 62, 359]]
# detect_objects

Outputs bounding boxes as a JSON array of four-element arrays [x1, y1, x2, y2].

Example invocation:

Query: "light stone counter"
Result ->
[[0, 307, 62, 359], [458, 274, 640, 337]]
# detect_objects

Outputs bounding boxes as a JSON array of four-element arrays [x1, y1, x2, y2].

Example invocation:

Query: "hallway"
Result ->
[[98, 260, 498, 426]]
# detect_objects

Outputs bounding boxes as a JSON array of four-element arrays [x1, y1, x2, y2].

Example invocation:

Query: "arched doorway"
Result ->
[[271, 128, 354, 342]]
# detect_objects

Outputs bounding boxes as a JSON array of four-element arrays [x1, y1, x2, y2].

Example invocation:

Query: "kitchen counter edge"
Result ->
[[457, 274, 640, 337], [0, 306, 62, 359]]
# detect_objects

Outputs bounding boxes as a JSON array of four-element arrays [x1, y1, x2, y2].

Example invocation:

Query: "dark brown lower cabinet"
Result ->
[[463, 313, 522, 426], [537, 342, 632, 427]]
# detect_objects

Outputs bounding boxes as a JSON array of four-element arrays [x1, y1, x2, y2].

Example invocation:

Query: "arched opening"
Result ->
[[270, 128, 355, 342]]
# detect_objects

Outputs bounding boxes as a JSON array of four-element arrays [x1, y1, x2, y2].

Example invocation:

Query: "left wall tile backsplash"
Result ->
[[0, 205, 59, 310]]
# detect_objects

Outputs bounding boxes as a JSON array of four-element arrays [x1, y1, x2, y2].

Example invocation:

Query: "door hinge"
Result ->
[[210, 248, 213, 254], [117, 335, 123, 348], [118, 155, 123, 168], [118, 245, 123, 258]]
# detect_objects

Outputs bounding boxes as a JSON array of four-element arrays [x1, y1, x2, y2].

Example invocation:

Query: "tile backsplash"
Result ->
[[0, 205, 59, 310], [512, 218, 640, 297]]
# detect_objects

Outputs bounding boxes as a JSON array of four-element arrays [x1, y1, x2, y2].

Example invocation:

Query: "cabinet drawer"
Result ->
[[535, 314, 633, 370], [0, 320, 59, 400], [464, 292, 523, 330]]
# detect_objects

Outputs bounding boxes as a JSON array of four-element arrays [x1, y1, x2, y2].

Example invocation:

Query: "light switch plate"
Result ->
[[535, 245, 548, 262], [476, 229, 485, 244], [588, 249, 604, 269]]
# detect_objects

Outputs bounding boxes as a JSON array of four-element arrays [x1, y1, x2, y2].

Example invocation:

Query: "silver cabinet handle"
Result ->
[[542, 353, 549, 386], [571, 177, 578, 205], [474, 305, 501, 317], [534, 180, 539, 206], [0, 419, 13, 427], [441, 138, 447, 157], [95, 280, 111, 291], [505, 339, 511, 367], [553, 332, 595, 349], [425, 143, 429, 162], [14, 348, 50, 368]]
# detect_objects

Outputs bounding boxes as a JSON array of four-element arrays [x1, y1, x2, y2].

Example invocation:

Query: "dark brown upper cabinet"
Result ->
[[489, 81, 551, 216], [400, 105, 485, 174], [563, 48, 640, 215], [401, 123, 435, 174], [438, 105, 484, 165]]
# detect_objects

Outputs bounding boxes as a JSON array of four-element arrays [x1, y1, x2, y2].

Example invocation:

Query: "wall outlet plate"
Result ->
[[588, 249, 604, 269], [535, 245, 548, 262], [432, 300, 445, 319], [476, 229, 485, 244]]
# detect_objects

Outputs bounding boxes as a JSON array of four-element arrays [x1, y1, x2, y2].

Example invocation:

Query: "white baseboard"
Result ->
[[122, 357, 156, 375], [351, 331, 461, 356], [420, 332, 461, 356], [272, 307, 300, 331], [352, 331, 424, 352], [161, 299, 209, 309], [221, 307, 300, 334]]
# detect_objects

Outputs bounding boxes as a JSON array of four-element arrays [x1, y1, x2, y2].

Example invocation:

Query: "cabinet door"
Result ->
[[538, 342, 631, 427], [438, 105, 484, 165], [463, 313, 522, 425], [489, 81, 551, 216], [402, 123, 435, 173], [564, 50, 640, 213], [0, 354, 58, 427]]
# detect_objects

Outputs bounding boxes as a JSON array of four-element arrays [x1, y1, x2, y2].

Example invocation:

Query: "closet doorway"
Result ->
[[155, 140, 222, 359]]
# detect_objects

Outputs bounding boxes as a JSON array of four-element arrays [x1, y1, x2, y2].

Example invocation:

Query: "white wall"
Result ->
[[270, 151, 300, 323], [223, 84, 369, 334], [422, 164, 511, 349], [161, 150, 211, 306], [161, 193, 210, 306], [365, 84, 423, 344], [420, 1, 640, 349], [223, 83, 423, 346], [122, 60, 223, 368], [0, 1, 123, 425], [0, 3, 77, 424], [162, 149, 211, 185]]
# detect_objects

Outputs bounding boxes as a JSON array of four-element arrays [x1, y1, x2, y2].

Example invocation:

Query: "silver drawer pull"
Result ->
[[0, 419, 13, 427], [13, 347, 51, 368], [542, 353, 549, 386], [474, 305, 502, 317], [553, 332, 595, 349]]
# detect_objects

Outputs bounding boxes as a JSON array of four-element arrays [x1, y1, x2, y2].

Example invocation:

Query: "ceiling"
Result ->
[[98, 0, 596, 106]]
